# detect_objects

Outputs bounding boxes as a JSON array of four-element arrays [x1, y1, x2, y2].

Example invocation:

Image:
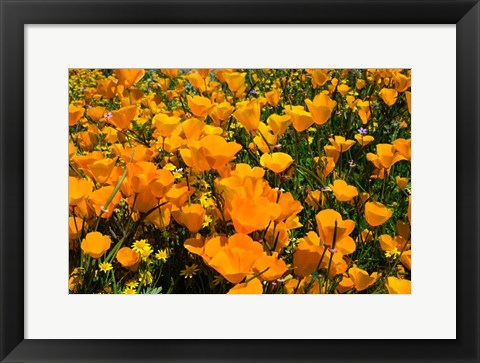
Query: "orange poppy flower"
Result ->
[[260, 152, 294, 174], [195, 69, 211, 79], [144, 202, 172, 230], [69, 142, 77, 159], [228, 277, 263, 294], [223, 72, 247, 93], [184, 73, 205, 92], [393, 138, 411, 160], [365, 201, 392, 227], [69, 104, 85, 126], [179, 147, 209, 173], [87, 158, 117, 185], [305, 93, 337, 126], [230, 196, 281, 235], [346, 95, 356, 110], [267, 114, 291, 136], [164, 183, 194, 208], [68, 216, 84, 240], [367, 144, 406, 170], [393, 72, 411, 92], [330, 179, 358, 202], [354, 134, 374, 146], [172, 203, 206, 233], [199, 134, 242, 170], [396, 220, 411, 240], [233, 99, 261, 133], [378, 88, 398, 106], [187, 95, 215, 118], [252, 123, 276, 154], [292, 231, 324, 277], [81, 232, 111, 259], [149, 169, 174, 198], [109, 105, 137, 130], [210, 102, 235, 125], [184, 235, 227, 264], [356, 79, 366, 90], [96, 78, 117, 99], [181, 135, 242, 172], [315, 155, 336, 176], [337, 84, 350, 96], [356, 100, 372, 124], [275, 192, 303, 223], [162, 69, 179, 78], [183, 235, 207, 257], [305, 189, 323, 209], [87, 106, 106, 121], [113, 144, 155, 164], [284, 105, 314, 132], [328, 136, 355, 153], [208, 233, 264, 284], [265, 89, 281, 107], [178, 118, 205, 142], [337, 275, 355, 293], [293, 231, 349, 278], [162, 134, 184, 153], [386, 276, 411, 294], [328, 78, 339, 94], [125, 161, 158, 194], [116, 247, 141, 271], [379, 234, 408, 251], [263, 222, 290, 252], [152, 113, 181, 138], [348, 265, 378, 291], [396, 176, 409, 189], [253, 252, 287, 281], [69, 176, 93, 206], [114, 69, 145, 88], [309, 69, 330, 88], [400, 250, 412, 270], [88, 186, 122, 218], [315, 209, 355, 247]]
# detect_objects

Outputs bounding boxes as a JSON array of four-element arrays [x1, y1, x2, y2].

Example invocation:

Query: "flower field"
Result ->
[[68, 68, 411, 294]]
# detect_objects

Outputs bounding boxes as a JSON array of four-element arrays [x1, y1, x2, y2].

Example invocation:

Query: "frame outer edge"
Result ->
[[0, 0, 26, 361], [0, 0, 479, 362], [457, 2, 480, 361]]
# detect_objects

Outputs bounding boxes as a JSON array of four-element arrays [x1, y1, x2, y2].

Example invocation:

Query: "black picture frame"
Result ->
[[1, 1, 479, 362]]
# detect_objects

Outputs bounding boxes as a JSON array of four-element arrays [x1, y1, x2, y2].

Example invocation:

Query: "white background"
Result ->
[[25, 25, 456, 339]]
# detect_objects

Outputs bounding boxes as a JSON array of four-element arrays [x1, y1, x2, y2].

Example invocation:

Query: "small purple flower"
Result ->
[[249, 89, 257, 95], [335, 110, 342, 116], [358, 127, 367, 135], [105, 112, 113, 119]]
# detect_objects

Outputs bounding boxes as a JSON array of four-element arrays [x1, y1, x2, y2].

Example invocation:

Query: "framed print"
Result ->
[[1, 0, 479, 362]]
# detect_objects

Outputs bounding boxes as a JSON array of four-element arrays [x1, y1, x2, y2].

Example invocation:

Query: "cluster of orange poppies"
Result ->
[[69, 68, 411, 294]]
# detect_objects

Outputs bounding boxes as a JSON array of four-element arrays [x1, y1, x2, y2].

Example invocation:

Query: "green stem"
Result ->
[[245, 267, 270, 284], [257, 129, 273, 153]]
